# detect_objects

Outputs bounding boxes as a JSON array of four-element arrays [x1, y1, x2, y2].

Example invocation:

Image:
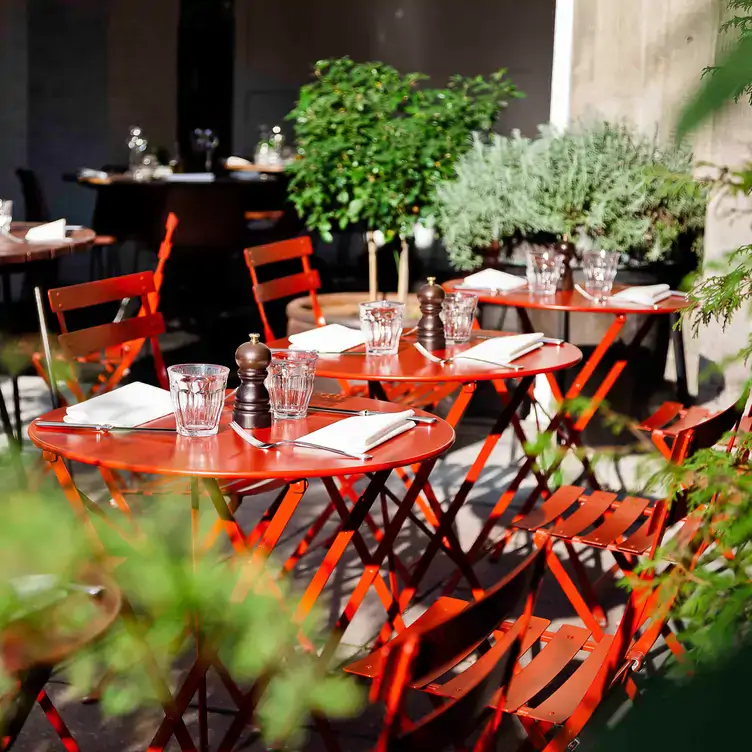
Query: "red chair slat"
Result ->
[[550, 491, 618, 539], [435, 616, 551, 697], [660, 405, 717, 438], [504, 624, 591, 711], [522, 634, 615, 723], [253, 270, 322, 304], [637, 401, 684, 432], [48, 272, 156, 312], [617, 518, 654, 555], [59, 313, 165, 360], [514, 486, 585, 531], [245, 236, 314, 267], [578, 495, 651, 547]]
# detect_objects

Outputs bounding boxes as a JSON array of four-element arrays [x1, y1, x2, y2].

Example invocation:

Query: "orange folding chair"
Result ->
[[32, 212, 178, 404], [346, 532, 694, 752], [498, 393, 746, 642]]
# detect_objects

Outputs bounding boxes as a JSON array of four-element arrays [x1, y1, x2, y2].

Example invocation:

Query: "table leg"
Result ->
[[191, 480, 209, 752], [1, 270, 22, 445], [670, 311, 691, 404]]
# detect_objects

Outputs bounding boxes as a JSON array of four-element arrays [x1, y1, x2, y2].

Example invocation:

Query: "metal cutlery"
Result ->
[[35, 421, 175, 433], [413, 342, 528, 371], [230, 421, 372, 460], [309, 405, 437, 424], [271, 348, 367, 356]]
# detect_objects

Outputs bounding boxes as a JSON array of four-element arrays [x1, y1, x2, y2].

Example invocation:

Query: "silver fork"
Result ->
[[230, 422, 372, 460], [413, 342, 525, 371]]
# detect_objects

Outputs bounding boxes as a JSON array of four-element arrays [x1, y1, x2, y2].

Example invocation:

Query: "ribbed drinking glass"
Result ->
[[266, 350, 318, 419], [443, 292, 478, 343], [582, 250, 620, 300], [527, 250, 564, 296], [168, 364, 229, 437], [359, 301, 404, 355]]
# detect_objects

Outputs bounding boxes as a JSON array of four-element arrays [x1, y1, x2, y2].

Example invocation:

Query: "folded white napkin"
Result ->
[[225, 156, 252, 168], [165, 173, 216, 183], [78, 168, 108, 181], [25, 219, 68, 243], [455, 333, 544, 365], [459, 268, 527, 292], [64, 382, 174, 427], [610, 284, 671, 306], [288, 324, 366, 353], [298, 410, 416, 455]]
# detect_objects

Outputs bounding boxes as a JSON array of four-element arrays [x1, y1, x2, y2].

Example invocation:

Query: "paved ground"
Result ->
[[3, 374, 674, 751]]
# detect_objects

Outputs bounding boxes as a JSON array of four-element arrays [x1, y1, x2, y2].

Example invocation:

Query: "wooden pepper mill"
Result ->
[[555, 235, 577, 292], [417, 276, 446, 352], [232, 333, 272, 429]]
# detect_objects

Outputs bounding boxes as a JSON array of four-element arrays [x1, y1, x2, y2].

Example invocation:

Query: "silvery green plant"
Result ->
[[437, 121, 707, 271]]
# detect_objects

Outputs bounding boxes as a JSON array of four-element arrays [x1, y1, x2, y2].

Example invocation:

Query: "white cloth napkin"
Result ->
[[288, 324, 366, 353], [25, 219, 68, 243], [165, 173, 216, 183], [610, 284, 671, 306], [459, 268, 527, 292], [78, 168, 108, 181], [225, 156, 252, 168], [64, 382, 174, 427], [298, 410, 416, 455], [455, 333, 544, 365]]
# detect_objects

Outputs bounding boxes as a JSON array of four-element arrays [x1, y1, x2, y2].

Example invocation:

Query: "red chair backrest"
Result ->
[[244, 236, 325, 341], [49, 271, 168, 393], [370, 543, 548, 751]]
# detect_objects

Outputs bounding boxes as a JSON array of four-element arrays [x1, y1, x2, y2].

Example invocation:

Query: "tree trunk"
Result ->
[[397, 236, 409, 304], [367, 231, 378, 300]]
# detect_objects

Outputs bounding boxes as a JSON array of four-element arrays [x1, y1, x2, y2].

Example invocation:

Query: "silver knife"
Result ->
[[35, 421, 176, 433], [308, 406, 437, 424]]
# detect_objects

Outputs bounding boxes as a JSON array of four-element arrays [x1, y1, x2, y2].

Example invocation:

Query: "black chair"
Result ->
[[15, 169, 51, 222]]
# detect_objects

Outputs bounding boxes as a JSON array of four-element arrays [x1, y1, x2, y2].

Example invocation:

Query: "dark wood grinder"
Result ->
[[417, 276, 446, 352], [232, 333, 272, 429]]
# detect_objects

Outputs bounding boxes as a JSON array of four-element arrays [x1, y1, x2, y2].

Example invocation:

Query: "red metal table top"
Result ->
[[0, 223, 96, 266], [444, 280, 688, 315], [269, 331, 582, 383], [28, 395, 454, 480]]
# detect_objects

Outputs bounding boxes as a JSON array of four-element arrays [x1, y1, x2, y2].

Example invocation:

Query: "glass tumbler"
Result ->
[[168, 364, 229, 437], [266, 350, 318, 420], [359, 301, 404, 355], [0, 200, 13, 235], [527, 250, 564, 296], [582, 250, 620, 300], [443, 292, 478, 343]]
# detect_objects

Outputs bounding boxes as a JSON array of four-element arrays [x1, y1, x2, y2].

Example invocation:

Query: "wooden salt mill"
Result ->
[[232, 333, 272, 429], [417, 276, 446, 352], [555, 235, 577, 292]]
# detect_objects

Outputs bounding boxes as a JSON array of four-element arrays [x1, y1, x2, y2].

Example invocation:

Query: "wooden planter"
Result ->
[[286, 292, 421, 336]]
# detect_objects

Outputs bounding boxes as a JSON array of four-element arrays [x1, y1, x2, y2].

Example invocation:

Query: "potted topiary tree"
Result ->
[[286, 57, 521, 309]]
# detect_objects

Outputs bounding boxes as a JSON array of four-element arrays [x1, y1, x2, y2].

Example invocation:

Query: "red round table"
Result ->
[[269, 331, 583, 617], [29, 393, 453, 751]]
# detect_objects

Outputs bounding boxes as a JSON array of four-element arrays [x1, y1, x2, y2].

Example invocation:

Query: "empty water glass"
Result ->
[[359, 301, 404, 355], [0, 200, 13, 235], [443, 292, 478, 343], [168, 364, 229, 437], [583, 250, 620, 300], [267, 350, 318, 419], [527, 250, 564, 296]]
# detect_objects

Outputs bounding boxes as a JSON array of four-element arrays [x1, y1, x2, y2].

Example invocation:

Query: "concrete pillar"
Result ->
[[560, 0, 752, 406]]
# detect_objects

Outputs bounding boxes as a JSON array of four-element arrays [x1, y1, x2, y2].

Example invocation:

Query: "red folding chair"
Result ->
[[345, 538, 677, 752], [32, 212, 179, 404], [501, 393, 746, 642], [343, 542, 548, 752]]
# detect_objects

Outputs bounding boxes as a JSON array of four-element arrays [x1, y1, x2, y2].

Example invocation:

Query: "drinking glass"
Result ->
[[443, 292, 478, 343], [527, 250, 564, 296], [266, 350, 318, 419], [582, 250, 620, 300], [359, 301, 404, 355], [168, 364, 229, 437], [0, 200, 13, 235]]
